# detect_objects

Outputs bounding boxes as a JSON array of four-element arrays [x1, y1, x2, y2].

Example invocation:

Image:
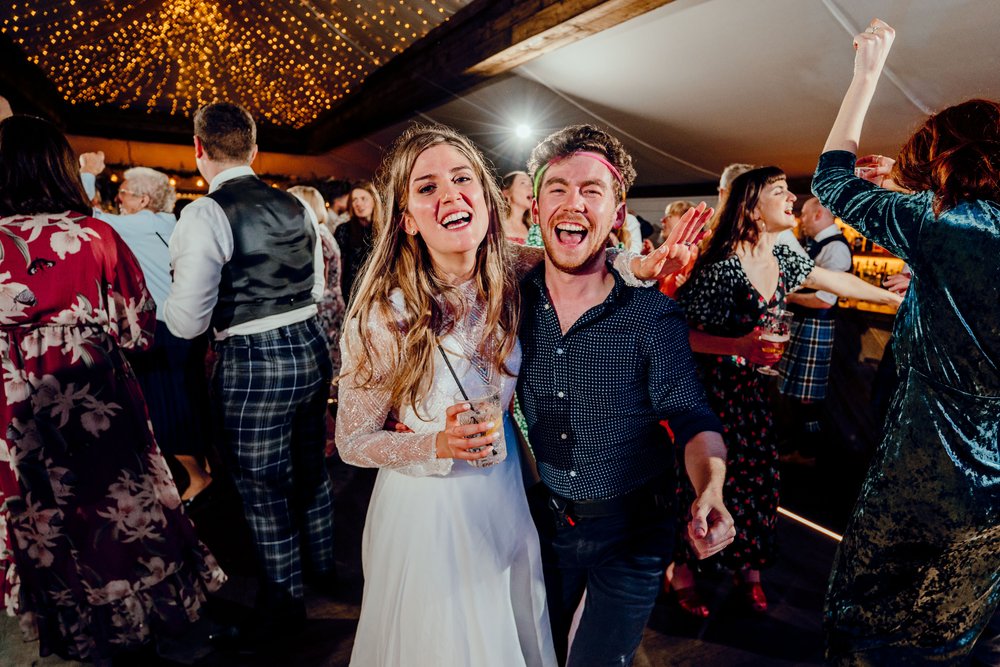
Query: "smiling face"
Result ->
[[351, 187, 375, 220], [534, 154, 624, 274], [116, 179, 149, 215], [402, 143, 490, 270], [753, 178, 796, 233], [503, 172, 533, 211]]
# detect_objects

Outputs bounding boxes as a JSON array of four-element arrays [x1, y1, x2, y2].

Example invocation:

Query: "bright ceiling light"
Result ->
[[515, 124, 531, 139]]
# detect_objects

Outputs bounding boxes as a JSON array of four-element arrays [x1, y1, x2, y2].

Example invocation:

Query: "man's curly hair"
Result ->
[[527, 124, 637, 202]]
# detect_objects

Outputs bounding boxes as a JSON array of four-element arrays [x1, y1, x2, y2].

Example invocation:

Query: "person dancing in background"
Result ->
[[0, 113, 225, 665], [335, 180, 381, 304], [164, 103, 334, 641], [670, 166, 900, 618], [777, 197, 853, 466], [816, 19, 1000, 663], [501, 170, 536, 245], [78, 152, 215, 503]]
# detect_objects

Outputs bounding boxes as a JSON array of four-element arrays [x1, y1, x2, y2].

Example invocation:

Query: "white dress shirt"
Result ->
[[809, 224, 854, 305], [163, 166, 324, 340], [776, 229, 809, 258]]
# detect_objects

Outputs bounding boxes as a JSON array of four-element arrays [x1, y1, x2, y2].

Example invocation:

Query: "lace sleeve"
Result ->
[[335, 311, 452, 477], [610, 248, 656, 287], [507, 241, 544, 278]]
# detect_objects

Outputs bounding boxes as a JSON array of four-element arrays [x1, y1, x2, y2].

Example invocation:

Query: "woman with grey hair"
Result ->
[[119, 165, 177, 214], [79, 152, 214, 504]]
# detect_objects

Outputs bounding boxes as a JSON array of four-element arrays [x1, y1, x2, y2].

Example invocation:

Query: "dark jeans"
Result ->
[[530, 485, 674, 667]]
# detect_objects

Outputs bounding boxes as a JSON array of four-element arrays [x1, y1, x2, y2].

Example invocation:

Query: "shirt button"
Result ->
[[556, 348, 564, 355], [557, 391, 565, 398], [544, 303, 551, 310], [560, 433, 568, 440], [569, 470, 577, 477]]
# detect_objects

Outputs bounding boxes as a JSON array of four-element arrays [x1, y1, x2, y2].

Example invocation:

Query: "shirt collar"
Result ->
[[209, 165, 256, 193], [525, 259, 627, 307], [812, 224, 842, 243]]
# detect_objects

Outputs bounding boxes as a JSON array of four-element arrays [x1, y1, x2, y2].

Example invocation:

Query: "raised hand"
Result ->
[[79, 151, 106, 176], [0, 95, 12, 122], [435, 402, 497, 461], [633, 201, 713, 281], [853, 18, 895, 78], [824, 19, 896, 154]]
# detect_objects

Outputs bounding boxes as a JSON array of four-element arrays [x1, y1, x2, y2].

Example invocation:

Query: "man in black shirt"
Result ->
[[519, 125, 734, 665]]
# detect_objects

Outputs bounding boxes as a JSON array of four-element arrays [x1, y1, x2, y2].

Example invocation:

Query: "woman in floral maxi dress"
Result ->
[[0, 114, 225, 663], [670, 166, 900, 616]]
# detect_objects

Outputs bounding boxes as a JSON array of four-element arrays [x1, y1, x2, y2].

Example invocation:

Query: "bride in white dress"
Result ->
[[337, 125, 557, 667]]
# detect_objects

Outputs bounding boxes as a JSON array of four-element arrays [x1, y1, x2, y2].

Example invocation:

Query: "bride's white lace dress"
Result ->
[[337, 284, 556, 667]]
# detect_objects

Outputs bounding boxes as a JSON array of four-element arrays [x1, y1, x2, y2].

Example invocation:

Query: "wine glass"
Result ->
[[756, 308, 793, 376]]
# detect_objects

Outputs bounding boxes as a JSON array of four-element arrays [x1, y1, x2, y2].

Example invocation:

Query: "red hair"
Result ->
[[892, 98, 1000, 215]]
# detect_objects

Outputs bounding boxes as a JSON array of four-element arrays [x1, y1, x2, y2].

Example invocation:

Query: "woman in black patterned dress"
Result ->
[[669, 167, 900, 616]]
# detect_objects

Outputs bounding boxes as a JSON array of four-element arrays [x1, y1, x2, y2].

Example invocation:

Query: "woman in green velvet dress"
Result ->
[[816, 19, 1000, 664]]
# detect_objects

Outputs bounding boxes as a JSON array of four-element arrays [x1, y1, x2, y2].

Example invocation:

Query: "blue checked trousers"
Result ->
[[213, 317, 335, 599]]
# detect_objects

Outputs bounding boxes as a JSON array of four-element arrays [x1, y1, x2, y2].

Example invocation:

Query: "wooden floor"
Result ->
[[3, 455, 998, 666]]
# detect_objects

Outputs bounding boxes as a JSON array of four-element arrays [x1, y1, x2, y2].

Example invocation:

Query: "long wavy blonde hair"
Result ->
[[343, 124, 520, 416]]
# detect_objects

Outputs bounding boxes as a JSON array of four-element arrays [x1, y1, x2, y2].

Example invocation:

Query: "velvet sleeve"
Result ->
[[811, 150, 935, 265]]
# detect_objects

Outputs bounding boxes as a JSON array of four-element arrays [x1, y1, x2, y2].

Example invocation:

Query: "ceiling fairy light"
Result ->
[[1, 0, 471, 128]]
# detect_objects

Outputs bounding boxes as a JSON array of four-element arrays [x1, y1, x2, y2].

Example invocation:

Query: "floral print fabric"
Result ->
[[316, 224, 346, 379], [0, 211, 225, 661], [675, 245, 813, 570]]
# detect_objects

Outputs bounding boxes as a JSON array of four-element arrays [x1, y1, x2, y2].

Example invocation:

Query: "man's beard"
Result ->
[[542, 234, 605, 275]]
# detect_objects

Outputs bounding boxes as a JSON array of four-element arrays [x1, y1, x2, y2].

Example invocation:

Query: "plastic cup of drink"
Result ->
[[454, 384, 506, 468]]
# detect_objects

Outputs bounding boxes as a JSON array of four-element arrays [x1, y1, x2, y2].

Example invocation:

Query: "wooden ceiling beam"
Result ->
[[468, 0, 674, 77], [306, 0, 675, 153]]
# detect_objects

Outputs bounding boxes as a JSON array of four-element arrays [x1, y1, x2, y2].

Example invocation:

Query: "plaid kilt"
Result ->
[[213, 317, 335, 598], [778, 315, 835, 401]]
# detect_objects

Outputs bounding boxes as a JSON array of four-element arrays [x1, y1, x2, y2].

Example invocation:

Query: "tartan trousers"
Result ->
[[778, 315, 836, 402], [213, 317, 335, 600]]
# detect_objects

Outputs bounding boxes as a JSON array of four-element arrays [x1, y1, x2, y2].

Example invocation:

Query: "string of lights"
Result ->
[[2, 0, 469, 128]]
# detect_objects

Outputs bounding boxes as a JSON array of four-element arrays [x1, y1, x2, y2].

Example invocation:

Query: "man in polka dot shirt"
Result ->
[[519, 125, 735, 666]]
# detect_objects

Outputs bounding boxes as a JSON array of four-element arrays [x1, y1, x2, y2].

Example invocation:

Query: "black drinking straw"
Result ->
[[438, 344, 471, 403]]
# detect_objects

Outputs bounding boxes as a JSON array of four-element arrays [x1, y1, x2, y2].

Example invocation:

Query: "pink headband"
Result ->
[[532, 151, 626, 201]]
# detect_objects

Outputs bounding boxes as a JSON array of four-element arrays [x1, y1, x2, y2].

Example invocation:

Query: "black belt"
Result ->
[[545, 476, 671, 525]]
